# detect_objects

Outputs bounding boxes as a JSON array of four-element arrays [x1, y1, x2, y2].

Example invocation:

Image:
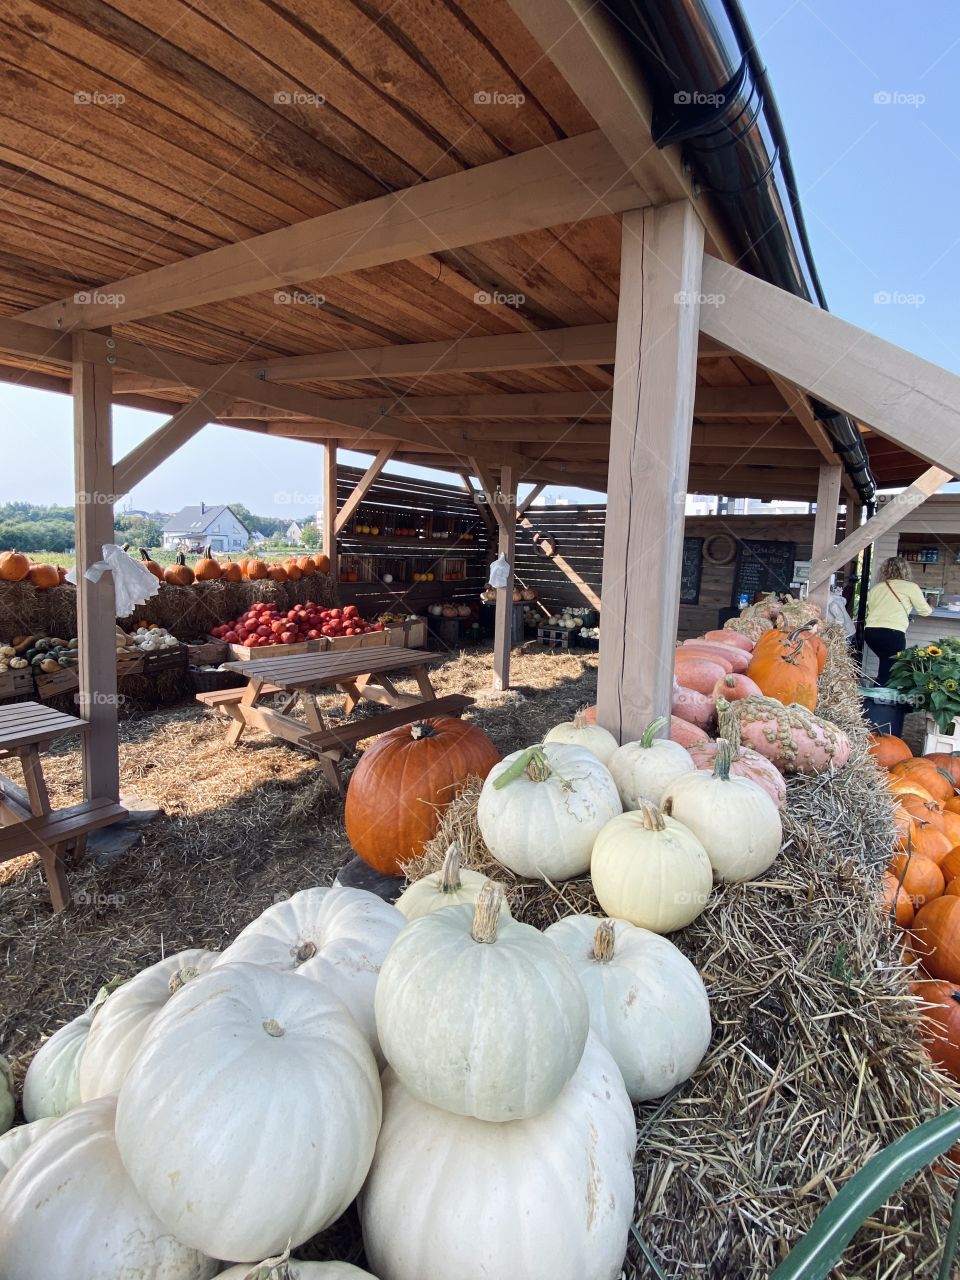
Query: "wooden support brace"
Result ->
[[517, 483, 546, 516], [808, 464, 843, 611], [334, 445, 395, 535], [113, 390, 232, 494]]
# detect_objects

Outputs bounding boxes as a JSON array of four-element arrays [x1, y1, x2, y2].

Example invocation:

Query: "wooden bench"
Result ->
[[195, 682, 281, 709], [303, 693, 474, 754]]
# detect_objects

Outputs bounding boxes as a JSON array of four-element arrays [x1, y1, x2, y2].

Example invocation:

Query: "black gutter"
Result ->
[[607, 0, 876, 502]]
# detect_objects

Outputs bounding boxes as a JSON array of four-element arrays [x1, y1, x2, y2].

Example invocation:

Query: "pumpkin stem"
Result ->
[[168, 965, 201, 994], [410, 722, 437, 740], [712, 738, 733, 782], [593, 919, 616, 963], [639, 717, 669, 749], [294, 940, 317, 964], [243, 1248, 292, 1280], [714, 698, 742, 753], [572, 709, 588, 729], [470, 882, 504, 944], [262, 1019, 285, 1038], [637, 802, 667, 832], [439, 842, 463, 892]]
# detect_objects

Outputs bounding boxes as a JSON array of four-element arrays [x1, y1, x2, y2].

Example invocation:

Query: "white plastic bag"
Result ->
[[488, 553, 511, 588], [65, 544, 162, 617]]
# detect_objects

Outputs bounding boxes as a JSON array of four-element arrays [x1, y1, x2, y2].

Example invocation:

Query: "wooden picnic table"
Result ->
[[199, 646, 473, 792], [0, 702, 126, 911]]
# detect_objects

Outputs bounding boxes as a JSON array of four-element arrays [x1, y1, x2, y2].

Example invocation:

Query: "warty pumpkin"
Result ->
[[0, 549, 30, 582], [163, 552, 194, 586], [193, 545, 222, 581], [732, 696, 851, 773], [868, 733, 913, 769], [27, 562, 59, 590], [889, 851, 944, 908], [138, 548, 163, 580], [346, 717, 500, 875], [746, 624, 820, 710]]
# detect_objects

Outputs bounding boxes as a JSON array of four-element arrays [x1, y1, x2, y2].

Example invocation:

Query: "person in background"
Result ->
[[863, 557, 933, 684]]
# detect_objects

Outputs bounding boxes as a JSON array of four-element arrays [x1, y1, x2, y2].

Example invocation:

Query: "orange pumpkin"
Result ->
[[139, 549, 163, 581], [57, 566, 69, 583], [889, 851, 945, 908], [163, 553, 195, 586], [344, 718, 500, 875], [942, 811, 960, 848], [0, 549, 30, 582], [939, 848, 960, 883], [245, 558, 269, 581], [284, 561, 303, 582], [888, 777, 937, 804], [28, 563, 60, 589], [882, 870, 915, 927], [912, 980, 960, 1080], [266, 564, 288, 583], [313, 554, 331, 574], [926, 754, 960, 789], [890, 759, 956, 803], [945, 878, 960, 898], [297, 556, 317, 577], [746, 625, 820, 710], [897, 821, 953, 865], [220, 558, 242, 583], [913, 896, 960, 983], [194, 545, 222, 582], [868, 734, 913, 769], [897, 795, 945, 830]]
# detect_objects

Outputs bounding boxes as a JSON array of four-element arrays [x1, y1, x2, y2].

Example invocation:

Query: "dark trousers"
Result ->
[[863, 627, 906, 686]]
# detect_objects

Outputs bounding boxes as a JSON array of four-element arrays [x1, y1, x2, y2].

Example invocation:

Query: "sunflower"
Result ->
[[927, 645, 943, 656], [946, 679, 959, 693], [927, 680, 940, 692]]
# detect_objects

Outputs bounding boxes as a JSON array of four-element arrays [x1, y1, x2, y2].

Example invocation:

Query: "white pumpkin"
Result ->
[[361, 1032, 636, 1280], [214, 885, 403, 1062], [79, 948, 218, 1102], [663, 738, 782, 882], [544, 709, 618, 765], [607, 716, 696, 809], [477, 743, 622, 881], [0, 1058, 12, 1135], [545, 916, 711, 1102], [115, 963, 381, 1262], [0, 1096, 217, 1280], [590, 803, 712, 933], [218, 1262, 376, 1279], [394, 842, 509, 922], [375, 884, 588, 1121], [22, 983, 115, 1120], [0, 1117, 58, 1182]]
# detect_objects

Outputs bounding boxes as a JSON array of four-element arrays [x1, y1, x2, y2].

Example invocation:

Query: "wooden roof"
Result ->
[[0, 0, 928, 499]]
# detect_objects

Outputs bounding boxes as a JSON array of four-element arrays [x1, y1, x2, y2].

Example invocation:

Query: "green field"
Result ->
[[25, 546, 310, 571]]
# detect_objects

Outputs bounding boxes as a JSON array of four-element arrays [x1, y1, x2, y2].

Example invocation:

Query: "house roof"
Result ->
[[161, 505, 248, 535]]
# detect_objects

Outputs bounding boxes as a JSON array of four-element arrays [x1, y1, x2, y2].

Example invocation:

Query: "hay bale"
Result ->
[[410, 629, 959, 1277]]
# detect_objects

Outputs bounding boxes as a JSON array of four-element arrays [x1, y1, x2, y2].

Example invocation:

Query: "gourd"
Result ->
[[0, 549, 30, 582], [163, 552, 195, 585], [193, 545, 222, 581], [712, 672, 763, 703], [115, 963, 381, 1261], [590, 803, 712, 933], [375, 884, 588, 1121], [0, 1096, 218, 1280], [545, 916, 711, 1102], [0, 1058, 12, 1135], [746, 625, 820, 710], [79, 948, 218, 1102], [607, 716, 696, 809], [394, 842, 509, 922], [663, 739, 782, 882], [0, 1117, 58, 1183], [543, 709, 618, 764], [360, 1032, 636, 1280], [477, 743, 622, 881], [214, 886, 403, 1062], [731, 696, 851, 773], [219, 1262, 376, 1279], [23, 982, 116, 1120], [345, 717, 500, 876]]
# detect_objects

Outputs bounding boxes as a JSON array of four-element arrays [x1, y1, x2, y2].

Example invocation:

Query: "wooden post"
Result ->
[[808, 463, 842, 612], [493, 465, 517, 691], [321, 440, 338, 569], [597, 202, 704, 743], [73, 333, 119, 802]]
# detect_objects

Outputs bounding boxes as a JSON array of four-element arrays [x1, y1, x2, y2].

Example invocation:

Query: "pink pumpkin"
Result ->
[[674, 656, 726, 696], [682, 640, 750, 673], [733, 695, 851, 775], [672, 680, 715, 731], [712, 672, 763, 704], [704, 629, 754, 652], [670, 715, 710, 748], [686, 739, 787, 810]]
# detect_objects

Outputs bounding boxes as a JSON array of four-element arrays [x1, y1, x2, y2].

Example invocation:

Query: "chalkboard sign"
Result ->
[[680, 537, 703, 605], [732, 539, 796, 607]]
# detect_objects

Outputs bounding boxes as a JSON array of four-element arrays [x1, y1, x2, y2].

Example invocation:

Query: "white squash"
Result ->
[[394, 841, 510, 922], [375, 884, 588, 1121], [544, 709, 618, 765], [590, 803, 712, 933], [214, 885, 403, 1062], [79, 948, 218, 1102], [0, 1117, 58, 1182], [22, 983, 115, 1120], [218, 1261, 376, 1279], [477, 743, 622, 881], [607, 716, 696, 809], [0, 1096, 217, 1280], [545, 916, 711, 1102], [361, 1032, 636, 1280], [115, 963, 381, 1262], [0, 1057, 12, 1135], [663, 738, 782, 882]]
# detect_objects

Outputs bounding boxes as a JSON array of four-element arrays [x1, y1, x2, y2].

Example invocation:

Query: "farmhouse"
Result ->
[[160, 504, 250, 553]]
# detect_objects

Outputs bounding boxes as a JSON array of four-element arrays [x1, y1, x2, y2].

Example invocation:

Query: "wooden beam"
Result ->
[[334, 445, 395, 535], [72, 333, 119, 803], [492, 465, 517, 692], [517, 484, 546, 516], [808, 467, 950, 590], [458, 471, 498, 537], [689, 447, 820, 470], [597, 203, 704, 743], [699, 255, 960, 476], [467, 458, 511, 537], [693, 386, 792, 420], [25, 133, 648, 331], [321, 441, 338, 562], [338, 389, 612, 420], [769, 374, 839, 465], [0, 313, 73, 364], [113, 391, 231, 496], [808, 464, 843, 610]]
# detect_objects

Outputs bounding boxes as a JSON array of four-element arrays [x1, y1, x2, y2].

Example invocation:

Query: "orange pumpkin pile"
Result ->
[[0, 550, 64, 590]]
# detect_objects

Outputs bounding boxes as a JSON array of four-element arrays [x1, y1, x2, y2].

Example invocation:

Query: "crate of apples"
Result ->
[[211, 602, 382, 647]]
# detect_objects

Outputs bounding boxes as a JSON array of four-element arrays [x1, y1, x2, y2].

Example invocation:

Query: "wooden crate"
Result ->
[[327, 631, 390, 652], [116, 650, 144, 677], [140, 644, 188, 675], [35, 667, 80, 700], [405, 618, 428, 648], [0, 668, 35, 700], [537, 626, 577, 651], [224, 637, 328, 661], [187, 640, 228, 665]]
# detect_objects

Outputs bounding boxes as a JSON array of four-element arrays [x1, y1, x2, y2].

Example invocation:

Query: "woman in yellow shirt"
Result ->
[[864, 557, 933, 684]]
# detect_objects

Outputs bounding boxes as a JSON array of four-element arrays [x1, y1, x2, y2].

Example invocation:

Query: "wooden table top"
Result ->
[[224, 646, 431, 691], [0, 701, 87, 751]]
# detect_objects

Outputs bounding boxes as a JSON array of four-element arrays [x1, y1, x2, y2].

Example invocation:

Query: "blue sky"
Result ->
[[2, 0, 957, 516]]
